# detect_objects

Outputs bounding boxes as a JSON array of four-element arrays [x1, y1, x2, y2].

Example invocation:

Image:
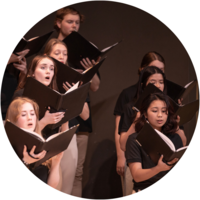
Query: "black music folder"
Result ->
[[23, 77, 90, 129], [62, 31, 122, 69], [136, 122, 187, 164], [13, 30, 54, 58], [5, 120, 78, 167], [52, 57, 106, 93]]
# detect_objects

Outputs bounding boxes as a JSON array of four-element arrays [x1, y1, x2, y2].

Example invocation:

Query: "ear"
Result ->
[[56, 19, 62, 29]]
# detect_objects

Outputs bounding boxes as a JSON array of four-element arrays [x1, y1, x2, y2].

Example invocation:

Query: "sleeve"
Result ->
[[114, 89, 127, 116], [118, 103, 137, 134], [125, 135, 142, 164]]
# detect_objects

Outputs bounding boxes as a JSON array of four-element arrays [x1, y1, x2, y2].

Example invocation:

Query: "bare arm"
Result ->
[[115, 115, 126, 176], [79, 102, 89, 121], [80, 57, 101, 92], [39, 109, 65, 131], [176, 115, 187, 146], [129, 155, 178, 183], [47, 152, 64, 188]]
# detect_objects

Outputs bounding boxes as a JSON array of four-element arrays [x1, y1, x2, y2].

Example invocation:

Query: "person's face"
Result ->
[[33, 58, 54, 86], [146, 73, 164, 92], [145, 100, 168, 131], [50, 44, 68, 64], [57, 14, 80, 37], [149, 60, 165, 73], [16, 102, 37, 132]]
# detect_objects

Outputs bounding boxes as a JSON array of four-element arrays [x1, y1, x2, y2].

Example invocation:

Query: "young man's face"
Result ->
[[57, 13, 80, 37]]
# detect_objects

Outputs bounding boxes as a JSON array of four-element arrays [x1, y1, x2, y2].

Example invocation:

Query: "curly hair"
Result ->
[[135, 93, 178, 135]]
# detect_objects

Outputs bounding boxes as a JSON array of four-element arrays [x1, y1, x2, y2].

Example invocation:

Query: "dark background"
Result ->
[[21, 1, 197, 199]]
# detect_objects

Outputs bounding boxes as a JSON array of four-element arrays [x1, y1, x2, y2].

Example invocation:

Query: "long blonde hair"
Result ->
[[6, 97, 41, 134], [6, 97, 51, 168]]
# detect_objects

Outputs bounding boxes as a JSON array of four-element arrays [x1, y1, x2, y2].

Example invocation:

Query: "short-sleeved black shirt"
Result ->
[[114, 83, 138, 116], [119, 100, 137, 134], [125, 131, 183, 191]]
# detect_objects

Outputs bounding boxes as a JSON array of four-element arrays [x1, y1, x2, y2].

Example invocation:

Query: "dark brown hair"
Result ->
[[135, 93, 178, 135], [17, 55, 58, 91], [136, 66, 167, 99], [54, 6, 85, 32], [138, 51, 165, 75]]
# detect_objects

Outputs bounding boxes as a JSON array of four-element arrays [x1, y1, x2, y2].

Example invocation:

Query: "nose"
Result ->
[[155, 82, 160, 89], [46, 67, 50, 73], [72, 22, 77, 30], [27, 113, 32, 120], [158, 111, 162, 118]]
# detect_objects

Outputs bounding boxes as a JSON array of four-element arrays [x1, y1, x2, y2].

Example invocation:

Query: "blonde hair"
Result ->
[[6, 97, 52, 169], [6, 97, 41, 134]]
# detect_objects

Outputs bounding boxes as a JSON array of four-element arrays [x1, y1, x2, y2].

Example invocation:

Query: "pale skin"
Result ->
[[7, 49, 29, 75], [31, 58, 65, 130], [48, 43, 89, 121], [56, 13, 100, 92], [16, 102, 63, 189]]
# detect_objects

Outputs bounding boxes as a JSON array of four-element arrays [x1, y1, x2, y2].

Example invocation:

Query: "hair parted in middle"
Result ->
[[6, 97, 41, 134], [17, 55, 58, 91], [136, 66, 167, 99], [135, 92, 178, 135]]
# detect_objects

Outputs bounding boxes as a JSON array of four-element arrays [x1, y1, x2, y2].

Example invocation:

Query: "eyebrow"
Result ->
[[40, 63, 54, 67]]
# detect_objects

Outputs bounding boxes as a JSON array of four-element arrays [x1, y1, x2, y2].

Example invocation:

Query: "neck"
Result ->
[[58, 32, 66, 41]]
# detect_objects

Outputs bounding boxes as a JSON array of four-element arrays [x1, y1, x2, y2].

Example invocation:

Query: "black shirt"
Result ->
[[114, 83, 138, 116], [125, 131, 183, 191], [119, 100, 137, 134]]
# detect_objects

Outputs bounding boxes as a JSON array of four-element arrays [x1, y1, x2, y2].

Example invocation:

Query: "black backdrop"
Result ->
[[20, 1, 197, 199]]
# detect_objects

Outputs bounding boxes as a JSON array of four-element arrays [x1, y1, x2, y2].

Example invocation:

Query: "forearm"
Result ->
[[60, 121, 69, 132], [176, 129, 187, 146], [130, 165, 161, 183], [79, 102, 89, 120], [115, 129, 125, 159], [47, 163, 60, 188], [90, 74, 100, 92], [38, 118, 47, 131]]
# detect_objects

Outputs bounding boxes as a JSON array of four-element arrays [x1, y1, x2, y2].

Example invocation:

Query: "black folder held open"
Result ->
[[62, 31, 122, 69], [23, 77, 90, 130], [5, 120, 78, 168], [133, 83, 199, 126], [13, 30, 54, 58], [136, 122, 187, 165], [52, 56, 106, 93]]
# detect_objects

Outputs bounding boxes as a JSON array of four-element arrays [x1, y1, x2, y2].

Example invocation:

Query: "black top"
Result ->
[[1, 64, 20, 120], [30, 164, 49, 183], [125, 131, 183, 191], [114, 83, 138, 116]]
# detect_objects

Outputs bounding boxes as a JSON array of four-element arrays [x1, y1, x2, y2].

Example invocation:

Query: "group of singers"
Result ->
[[1, 5, 195, 197]]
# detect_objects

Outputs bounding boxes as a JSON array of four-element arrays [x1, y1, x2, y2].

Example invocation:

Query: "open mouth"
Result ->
[[28, 123, 33, 127], [45, 76, 50, 80], [157, 120, 163, 124]]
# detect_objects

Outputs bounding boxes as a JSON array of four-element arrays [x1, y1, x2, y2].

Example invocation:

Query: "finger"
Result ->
[[30, 145, 36, 154], [23, 145, 27, 155], [80, 60, 86, 68], [86, 57, 92, 65], [63, 83, 69, 91], [65, 82, 72, 88]]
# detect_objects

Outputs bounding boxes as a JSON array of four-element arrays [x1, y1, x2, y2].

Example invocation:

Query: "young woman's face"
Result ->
[[34, 58, 54, 86], [57, 14, 80, 37], [146, 73, 164, 92], [16, 102, 36, 132], [149, 60, 165, 73], [50, 44, 68, 64], [145, 100, 168, 131]]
